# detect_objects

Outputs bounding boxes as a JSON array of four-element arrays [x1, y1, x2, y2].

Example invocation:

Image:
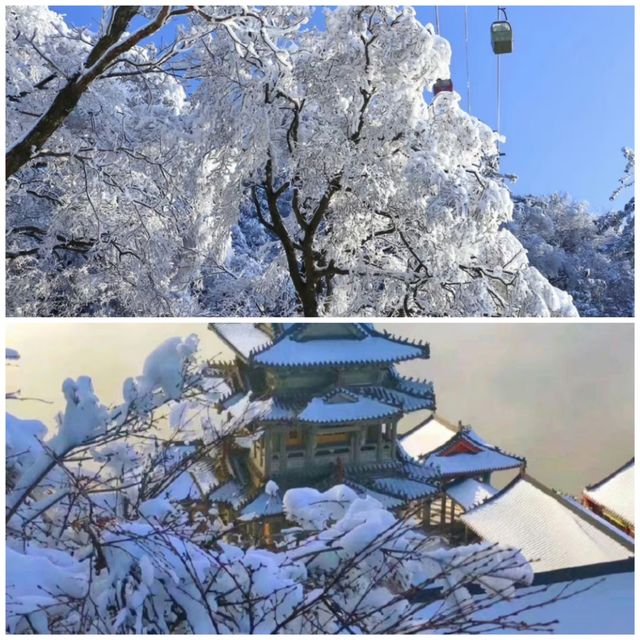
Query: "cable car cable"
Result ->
[[496, 47, 501, 134], [493, 6, 511, 146], [464, 6, 471, 113]]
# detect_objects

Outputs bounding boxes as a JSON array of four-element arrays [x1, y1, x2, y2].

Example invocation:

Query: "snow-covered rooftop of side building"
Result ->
[[414, 562, 634, 634], [478, 568, 634, 634], [461, 476, 633, 572], [211, 323, 273, 359], [399, 416, 456, 460], [414, 426, 524, 478], [446, 478, 497, 511], [428, 447, 524, 477], [584, 458, 634, 526], [563, 496, 635, 546]]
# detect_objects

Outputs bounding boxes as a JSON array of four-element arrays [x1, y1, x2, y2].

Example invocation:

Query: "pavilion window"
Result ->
[[317, 432, 349, 446]]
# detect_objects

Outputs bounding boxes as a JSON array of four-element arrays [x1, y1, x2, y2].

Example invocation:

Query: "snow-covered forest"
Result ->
[[5, 6, 633, 317], [508, 149, 634, 317], [7, 334, 591, 634]]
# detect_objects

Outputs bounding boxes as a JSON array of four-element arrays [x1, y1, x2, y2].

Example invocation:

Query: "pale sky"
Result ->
[[5, 321, 633, 495]]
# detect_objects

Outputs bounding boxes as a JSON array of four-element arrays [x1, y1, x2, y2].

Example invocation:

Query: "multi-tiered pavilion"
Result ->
[[201, 323, 526, 537], [210, 323, 437, 518]]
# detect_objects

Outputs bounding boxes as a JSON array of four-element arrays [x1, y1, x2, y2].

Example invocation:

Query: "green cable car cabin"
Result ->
[[491, 20, 513, 54]]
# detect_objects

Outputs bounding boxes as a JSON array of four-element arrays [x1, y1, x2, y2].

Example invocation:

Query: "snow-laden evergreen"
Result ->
[[5, 6, 590, 317]]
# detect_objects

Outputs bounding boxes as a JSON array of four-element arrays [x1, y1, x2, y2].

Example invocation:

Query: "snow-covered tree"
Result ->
[[6, 6, 578, 317], [189, 5, 577, 317], [6, 335, 582, 634], [508, 149, 634, 317]]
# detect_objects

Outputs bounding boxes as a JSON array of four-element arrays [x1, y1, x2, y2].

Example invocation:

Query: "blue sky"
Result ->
[[52, 5, 634, 212]]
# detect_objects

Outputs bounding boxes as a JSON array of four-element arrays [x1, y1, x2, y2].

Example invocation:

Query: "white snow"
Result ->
[[446, 478, 497, 511], [213, 323, 273, 358], [54, 376, 109, 451], [372, 477, 438, 500], [584, 460, 634, 526], [6, 413, 47, 468], [400, 417, 456, 460], [298, 393, 400, 424], [461, 477, 633, 572], [137, 334, 199, 400], [6, 545, 88, 633], [428, 448, 523, 477], [254, 335, 426, 367], [265, 479, 279, 496], [478, 571, 634, 634]]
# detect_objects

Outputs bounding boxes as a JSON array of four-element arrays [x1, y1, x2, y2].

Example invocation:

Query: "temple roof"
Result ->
[[418, 427, 525, 478], [239, 491, 284, 520], [210, 323, 273, 360], [399, 416, 457, 460], [345, 480, 406, 509], [446, 478, 497, 511], [371, 476, 439, 501], [251, 323, 429, 368], [297, 389, 402, 424], [259, 384, 430, 425], [357, 386, 435, 412], [461, 476, 633, 572], [208, 479, 252, 509], [584, 458, 634, 526]]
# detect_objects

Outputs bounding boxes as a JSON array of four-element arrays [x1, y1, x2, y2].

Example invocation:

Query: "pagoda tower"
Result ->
[[208, 323, 440, 525]]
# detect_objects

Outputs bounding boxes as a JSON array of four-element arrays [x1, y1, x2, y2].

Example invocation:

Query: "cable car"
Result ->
[[491, 19, 513, 54], [433, 78, 453, 95]]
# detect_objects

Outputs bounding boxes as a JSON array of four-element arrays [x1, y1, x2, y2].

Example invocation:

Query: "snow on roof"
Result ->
[[239, 491, 284, 519], [211, 323, 273, 359], [372, 477, 439, 500], [253, 334, 427, 368], [421, 427, 524, 477], [428, 448, 523, 477], [160, 460, 218, 502], [477, 570, 634, 634], [390, 371, 435, 398], [461, 477, 633, 572], [161, 472, 202, 502], [208, 480, 250, 508], [400, 416, 455, 460], [345, 481, 406, 509], [584, 459, 634, 526], [564, 497, 634, 546], [358, 386, 435, 412], [260, 399, 297, 422], [446, 478, 497, 511], [298, 391, 401, 424]]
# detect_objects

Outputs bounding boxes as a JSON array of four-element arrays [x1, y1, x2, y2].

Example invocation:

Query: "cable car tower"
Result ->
[[491, 7, 513, 152]]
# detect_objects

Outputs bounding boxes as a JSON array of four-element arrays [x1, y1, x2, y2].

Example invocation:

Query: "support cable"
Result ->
[[464, 6, 471, 113]]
